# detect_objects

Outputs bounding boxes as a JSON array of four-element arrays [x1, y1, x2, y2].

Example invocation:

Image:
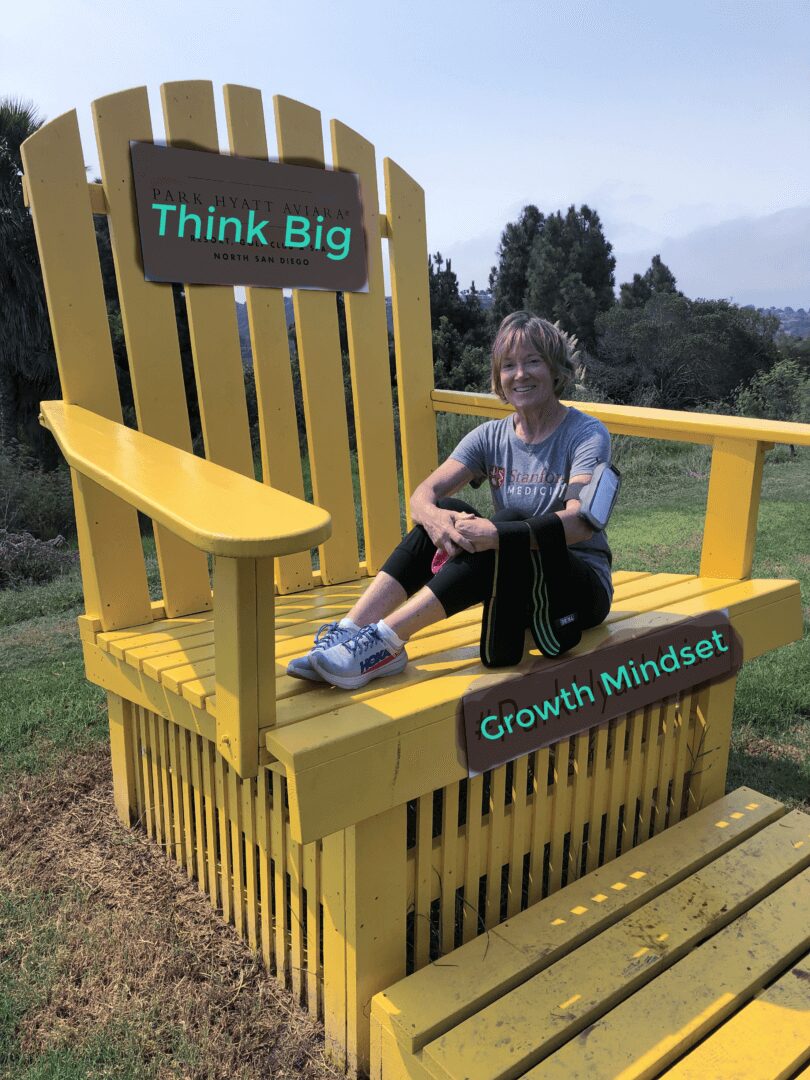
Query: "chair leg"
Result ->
[[321, 804, 408, 1077], [108, 692, 138, 827]]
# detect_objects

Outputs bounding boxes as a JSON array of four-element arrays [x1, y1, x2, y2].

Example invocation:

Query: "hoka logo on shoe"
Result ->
[[360, 649, 389, 674]]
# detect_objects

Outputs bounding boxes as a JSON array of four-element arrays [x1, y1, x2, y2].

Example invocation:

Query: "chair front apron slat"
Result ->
[[92, 86, 213, 619]]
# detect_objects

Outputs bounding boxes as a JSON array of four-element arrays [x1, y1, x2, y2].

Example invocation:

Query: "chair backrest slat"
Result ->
[[274, 95, 360, 585], [331, 120, 402, 575], [161, 81, 254, 479], [92, 87, 213, 618], [20, 110, 152, 630], [222, 85, 313, 595], [384, 159, 438, 526]]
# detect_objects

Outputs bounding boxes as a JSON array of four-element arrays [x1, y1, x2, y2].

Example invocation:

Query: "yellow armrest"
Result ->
[[40, 401, 331, 557], [431, 390, 810, 446]]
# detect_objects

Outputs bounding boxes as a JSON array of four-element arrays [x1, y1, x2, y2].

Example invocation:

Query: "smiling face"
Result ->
[[498, 336, 558, 413]]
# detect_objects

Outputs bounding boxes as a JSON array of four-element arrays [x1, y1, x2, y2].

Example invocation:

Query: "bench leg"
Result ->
[[108, 692, 138, 827], [322, 804, 408, 1077]]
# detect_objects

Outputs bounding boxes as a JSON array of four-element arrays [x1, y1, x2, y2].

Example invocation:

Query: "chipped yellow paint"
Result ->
[[551, 918, 566, 926], [716, 820, 730, 828], [629, 870, 647, 879], [611, 881, 628, 891], [570, 905, 588, 916], [591, 894, 608, 902], [730, 811, 744, 819]]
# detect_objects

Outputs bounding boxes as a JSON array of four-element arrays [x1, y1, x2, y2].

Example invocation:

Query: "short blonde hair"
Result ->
[[490, 311, 579, 401]]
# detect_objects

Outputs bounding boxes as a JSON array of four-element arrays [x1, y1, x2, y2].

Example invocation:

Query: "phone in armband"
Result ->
[[577, 462, 621, 531]]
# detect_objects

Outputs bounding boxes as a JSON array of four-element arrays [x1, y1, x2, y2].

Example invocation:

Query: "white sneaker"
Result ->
[[286, 622, 357, 682], [309, 623, 408, 690]]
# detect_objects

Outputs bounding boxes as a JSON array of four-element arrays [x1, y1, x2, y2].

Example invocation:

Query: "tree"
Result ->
[[619, 254, 679, 308], [428, 252, 489, 349], [0, 98, 61, 466], [589, 292, 780, 409], [524, 205, 616, 352], [488, 205, 544, 323]]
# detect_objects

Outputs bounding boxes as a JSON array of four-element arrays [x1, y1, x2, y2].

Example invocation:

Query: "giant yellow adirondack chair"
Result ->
[[20, 82, 809, 1077]]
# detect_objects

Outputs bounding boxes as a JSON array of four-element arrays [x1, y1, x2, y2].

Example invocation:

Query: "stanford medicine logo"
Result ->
[[489, 465, 505, 489]]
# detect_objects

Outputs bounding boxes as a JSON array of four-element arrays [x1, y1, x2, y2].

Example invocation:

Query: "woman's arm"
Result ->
[[410, 458, 479, 555]]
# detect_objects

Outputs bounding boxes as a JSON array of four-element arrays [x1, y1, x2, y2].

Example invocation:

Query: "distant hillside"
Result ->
[[762, 306, 810, 338]]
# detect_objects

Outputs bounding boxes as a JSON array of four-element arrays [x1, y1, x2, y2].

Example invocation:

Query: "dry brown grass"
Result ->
[[0, 748, 344, 1079]]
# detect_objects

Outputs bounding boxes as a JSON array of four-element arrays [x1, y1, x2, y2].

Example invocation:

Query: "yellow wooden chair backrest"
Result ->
[[21, 81, 438, 628]]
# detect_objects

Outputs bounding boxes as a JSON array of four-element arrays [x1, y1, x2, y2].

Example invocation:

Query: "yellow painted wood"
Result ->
[[240, 775, 260, 953], [430, 389, 810, 447], [138, 709, 156, 841], [92, 86, 213, 619], [567, 731, 591, 886], [701, 438, 767, 579], [21, 112, 152, 631], [288, 826, 305, 1003], [40, 402, 331, 558], [384, 158, 438, 523], [130, 706, 146, 831], [462, 775, 484, 943], [255, 769, 273, 969], [637, 704, 664, 845], [270, 774, 289, 981], [156, 716, 173, 856], [214, 752, 233, 924], [303, 837, 321, 1013], [81, 639, 217, 749], [226, 765, 245, 938], [527, 748, 551, 906], [652, 698, 680, 836], [344, 805, 408, 1076], [160, 81, 254, 477], [584, 723, 610, 873], [506, 756, 528, 918], [371, 788, 782, 1056], [175, 729, 196, 876], [222, 84, 313, 595], [274, 94, 360, 586], [200, 738, 220, 908], [146, 712, 163, 844], [415, 793, 434, 969], [662, 962, 810, 1080], [268, 580, 800, 845], [686, 675, 738, 814], [321, 828, 349, 1070], [548, 743, 574, 895], [440, 784, 460, 954], [213, 555, 275, 777], [536, 874, 810, 1080], [602, 716, 628, 865], [331, 118, 402, 574], [484, 766, 507, 929], [108, 693, 137, 826], [419, 810, 810, 1080], [189, 732, 207, 893], [668, 691, 693, 832], [167, 721, 186, 869]]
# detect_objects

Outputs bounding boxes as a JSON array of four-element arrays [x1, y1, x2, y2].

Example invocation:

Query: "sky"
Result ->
[[4, 0, 809, 306]]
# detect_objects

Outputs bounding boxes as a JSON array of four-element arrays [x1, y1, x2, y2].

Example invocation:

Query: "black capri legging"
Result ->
[[381, 497, 611, 631]]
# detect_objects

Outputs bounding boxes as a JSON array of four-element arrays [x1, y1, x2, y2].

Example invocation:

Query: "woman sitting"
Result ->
[[288, 310, 614, 690]]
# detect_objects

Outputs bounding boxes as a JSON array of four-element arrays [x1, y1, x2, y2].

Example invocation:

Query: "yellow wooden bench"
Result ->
[[371, 786, 810, 1079], [20, 81, 809, 1077]]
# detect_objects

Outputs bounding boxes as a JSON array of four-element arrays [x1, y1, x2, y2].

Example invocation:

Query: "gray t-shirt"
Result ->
[[449, 407, 614, 600]]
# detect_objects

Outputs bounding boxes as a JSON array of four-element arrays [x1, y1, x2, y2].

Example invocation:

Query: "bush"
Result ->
[[0, 529, 78, 588], [0, 440, 74, 539]]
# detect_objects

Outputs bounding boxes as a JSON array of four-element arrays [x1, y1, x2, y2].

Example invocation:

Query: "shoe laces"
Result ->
[[313, 622, 344, 651], [343, 624, 384, 655]]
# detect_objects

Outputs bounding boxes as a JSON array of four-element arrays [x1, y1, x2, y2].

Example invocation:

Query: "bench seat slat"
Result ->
[[418, 812, 810, 1080], [660, 955, 810, 1080], [531, 888, 809, 1080]]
